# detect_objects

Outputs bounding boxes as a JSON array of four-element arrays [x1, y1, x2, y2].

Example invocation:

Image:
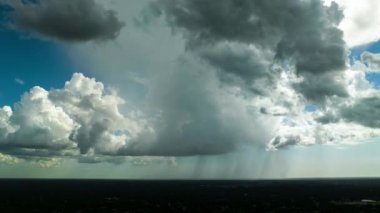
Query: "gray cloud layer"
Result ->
[[341, 97, 380, 128], [3, 0, 124, 42], [151, 0, 348, 103]]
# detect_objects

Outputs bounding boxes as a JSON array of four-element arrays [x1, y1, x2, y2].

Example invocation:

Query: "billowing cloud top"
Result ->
[[0, 73, 144, 158], [2, 0, 125, 42]]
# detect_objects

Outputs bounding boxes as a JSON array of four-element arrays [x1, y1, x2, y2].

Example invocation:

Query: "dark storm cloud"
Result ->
[[69, 119, 112, 155], [341, 97, 380, 128], [269, 135, 300, 149], [3, 0, 124, 42], [198, 42, 277, 95], [151, 0, 348, 103], [293, 72, 348, 104], [0, 145, 75, 159], [315, 112, 340, 124]]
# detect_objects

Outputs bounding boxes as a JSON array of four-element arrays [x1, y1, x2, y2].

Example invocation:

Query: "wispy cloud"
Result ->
[[15, 78, 24, 85]]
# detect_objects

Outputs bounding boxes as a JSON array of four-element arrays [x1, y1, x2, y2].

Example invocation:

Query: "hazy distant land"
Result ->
[[1, 178, 380, 212]]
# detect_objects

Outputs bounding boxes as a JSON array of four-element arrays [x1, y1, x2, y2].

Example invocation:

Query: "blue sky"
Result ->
[[0, 27, 101, 107], [350, 41, 380, 88], [0, 3, 98, 105], [0, 29, 74, 105]]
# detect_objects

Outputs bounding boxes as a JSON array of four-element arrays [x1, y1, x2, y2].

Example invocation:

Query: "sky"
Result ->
[[1, 0, 380, 179]]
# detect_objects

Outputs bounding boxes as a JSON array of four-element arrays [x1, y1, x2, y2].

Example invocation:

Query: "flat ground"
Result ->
[[1, 179, 380, 212]]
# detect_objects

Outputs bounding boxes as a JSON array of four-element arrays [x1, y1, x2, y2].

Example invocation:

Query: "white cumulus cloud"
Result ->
[[324, 0, 380, 47], [0, 73, 149, 160]]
